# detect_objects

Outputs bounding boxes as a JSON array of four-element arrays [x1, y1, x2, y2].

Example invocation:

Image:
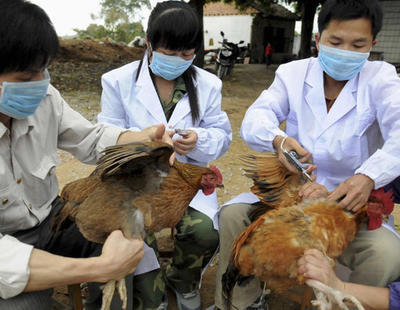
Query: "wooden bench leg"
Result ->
[[301, 286, 313, 310], [68, 284, 83, 310]]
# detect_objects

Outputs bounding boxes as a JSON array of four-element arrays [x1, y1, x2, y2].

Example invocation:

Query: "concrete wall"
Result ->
[[203, 15, 253, 50], [373, 0, 400, 64], [292, 34, 301, 55]]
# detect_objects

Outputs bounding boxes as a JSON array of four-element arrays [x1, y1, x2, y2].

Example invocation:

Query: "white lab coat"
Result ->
[[216, 57, 400, 238], [241, 57, 400, 191], [98, 55, 232, 274]]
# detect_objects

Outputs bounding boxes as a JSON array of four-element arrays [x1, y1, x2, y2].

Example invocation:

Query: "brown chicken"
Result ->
[[52, 141, 223, 310], [222, 152, 393, 309]]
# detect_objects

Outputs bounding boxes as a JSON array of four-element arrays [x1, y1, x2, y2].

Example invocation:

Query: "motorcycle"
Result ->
[[215, 31, 244, 79]]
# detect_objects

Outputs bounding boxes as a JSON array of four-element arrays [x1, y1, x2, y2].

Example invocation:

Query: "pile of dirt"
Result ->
[[49, 38, 145, 93], [56, 37, 144, 64]]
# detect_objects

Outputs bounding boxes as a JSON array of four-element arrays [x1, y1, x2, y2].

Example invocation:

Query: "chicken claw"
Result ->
[[101, 280, 116, 310], [306, 279, 365, 310], [117, 278, 128, 309]]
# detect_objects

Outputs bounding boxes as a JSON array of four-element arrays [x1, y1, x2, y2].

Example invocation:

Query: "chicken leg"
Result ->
[[101, 278, 128, 310], [306, 279, 365, 310]]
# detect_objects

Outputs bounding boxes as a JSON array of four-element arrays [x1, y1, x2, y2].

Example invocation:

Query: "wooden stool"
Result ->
[[68, 284, 83, 310]]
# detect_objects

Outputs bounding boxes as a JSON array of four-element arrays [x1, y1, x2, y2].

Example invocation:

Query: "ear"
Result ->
[[315, 33, 320, 52], [372, 40, 378, 48]]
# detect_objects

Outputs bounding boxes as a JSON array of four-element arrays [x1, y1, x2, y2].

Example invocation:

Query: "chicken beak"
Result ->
[[217, 184, 224, 189]]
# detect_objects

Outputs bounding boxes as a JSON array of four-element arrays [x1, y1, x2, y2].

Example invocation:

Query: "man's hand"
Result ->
[[297, 249, 344, 291], [117, 124, 175, 165], [299, 180, 329, 199], [117, 124, 173, 145], [327, 174, 374, 212], [98, 230, 144, 282], [273, 135, 317, 176], [173, 129, 198, 155]]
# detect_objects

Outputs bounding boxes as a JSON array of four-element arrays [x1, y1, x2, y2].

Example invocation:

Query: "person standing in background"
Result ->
[[265, 42, 273, 67]]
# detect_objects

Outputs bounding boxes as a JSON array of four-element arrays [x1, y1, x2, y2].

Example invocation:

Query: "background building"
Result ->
[[372, 0, 400, 67], [203, 2, 299, 64]]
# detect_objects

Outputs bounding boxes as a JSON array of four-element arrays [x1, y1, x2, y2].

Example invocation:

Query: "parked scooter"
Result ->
[[215, 31, 244, 79], [236, 43, 250, 64]]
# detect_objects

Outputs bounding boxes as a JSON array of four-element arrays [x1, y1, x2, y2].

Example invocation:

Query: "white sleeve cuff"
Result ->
[[0, 235, 34, 299], [97, 125, 124, 152], [355, 149, 400, 189]]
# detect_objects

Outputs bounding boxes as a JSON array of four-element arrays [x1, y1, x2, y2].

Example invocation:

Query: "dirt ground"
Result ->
[[50, 39, 400, 310]]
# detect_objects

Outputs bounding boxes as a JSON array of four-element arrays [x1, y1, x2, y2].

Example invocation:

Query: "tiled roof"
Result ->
[[204, 2, 258, 16], [265, 3, 299, 20], [204, 2, 299, 20]]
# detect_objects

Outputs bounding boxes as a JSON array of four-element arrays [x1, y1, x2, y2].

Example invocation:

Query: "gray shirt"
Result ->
[[0, 84, 123, 299]]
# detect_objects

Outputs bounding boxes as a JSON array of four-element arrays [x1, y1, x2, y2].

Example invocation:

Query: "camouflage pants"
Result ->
[[132, 207, 219, 309]]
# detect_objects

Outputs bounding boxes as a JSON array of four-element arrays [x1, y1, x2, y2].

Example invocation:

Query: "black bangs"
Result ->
[[147, 2, 201, 52], [141, 1, 201, 124], [318, 0, 383, 39], [0, 0, 59, 74]]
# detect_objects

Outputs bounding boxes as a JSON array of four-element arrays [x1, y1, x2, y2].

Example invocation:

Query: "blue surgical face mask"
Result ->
[[0, 70, 50, 119], [318, 44, 370, 81], [149, 51, 195, 80]]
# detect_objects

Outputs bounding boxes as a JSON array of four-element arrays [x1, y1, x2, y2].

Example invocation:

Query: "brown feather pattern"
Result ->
[[226, 152, 368, 296], [52, 141, 219, 244]]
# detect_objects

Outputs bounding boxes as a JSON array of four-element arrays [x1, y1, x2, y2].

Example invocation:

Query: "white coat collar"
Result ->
[[305, 58, 358, 136], [136, 52, 167, 124], [135, 51, 197, 127]]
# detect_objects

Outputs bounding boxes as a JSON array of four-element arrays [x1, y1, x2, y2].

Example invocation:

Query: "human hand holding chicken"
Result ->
[[328, 174, 375, 212], [298, 249, 390, 310], [297, 249, 344, 291], [97, 231, 145, 283], [118, 124, 175, 165], [117, 124, 173, 146]]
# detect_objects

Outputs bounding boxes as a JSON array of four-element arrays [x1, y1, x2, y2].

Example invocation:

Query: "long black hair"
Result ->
[[0, 0, 59, 74], [136, 1, 201, 123]]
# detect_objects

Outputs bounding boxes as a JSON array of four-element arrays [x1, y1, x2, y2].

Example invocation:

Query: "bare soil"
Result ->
[[50, 38, 400, 310]]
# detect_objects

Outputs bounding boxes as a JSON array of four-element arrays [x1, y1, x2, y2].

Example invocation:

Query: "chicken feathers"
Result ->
[[51, 141, 223, 310], [223, 152, 391, 309], [241, 153, 303, 210]]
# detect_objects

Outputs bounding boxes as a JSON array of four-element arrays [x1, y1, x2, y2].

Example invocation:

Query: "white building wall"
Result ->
[[203, 15, 253, 50], [373, 1, 400, 63], [292, 34, 301, 55]]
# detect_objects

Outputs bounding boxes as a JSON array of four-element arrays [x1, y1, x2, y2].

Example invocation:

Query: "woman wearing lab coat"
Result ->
[[97, 2, 231, 309]]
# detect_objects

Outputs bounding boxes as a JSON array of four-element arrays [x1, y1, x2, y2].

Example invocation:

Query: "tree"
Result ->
[[188, 0, 220, 68], [284, 0, 325, 58], [74, 24, 109, 40], [74, 0, 148, 43], [99, 0, 150, 31]]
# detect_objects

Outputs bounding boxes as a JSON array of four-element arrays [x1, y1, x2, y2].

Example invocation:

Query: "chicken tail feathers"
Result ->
[[247, 201, 275, 222], [241, 153, 300, 208], [222, 260, 239, 310]]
